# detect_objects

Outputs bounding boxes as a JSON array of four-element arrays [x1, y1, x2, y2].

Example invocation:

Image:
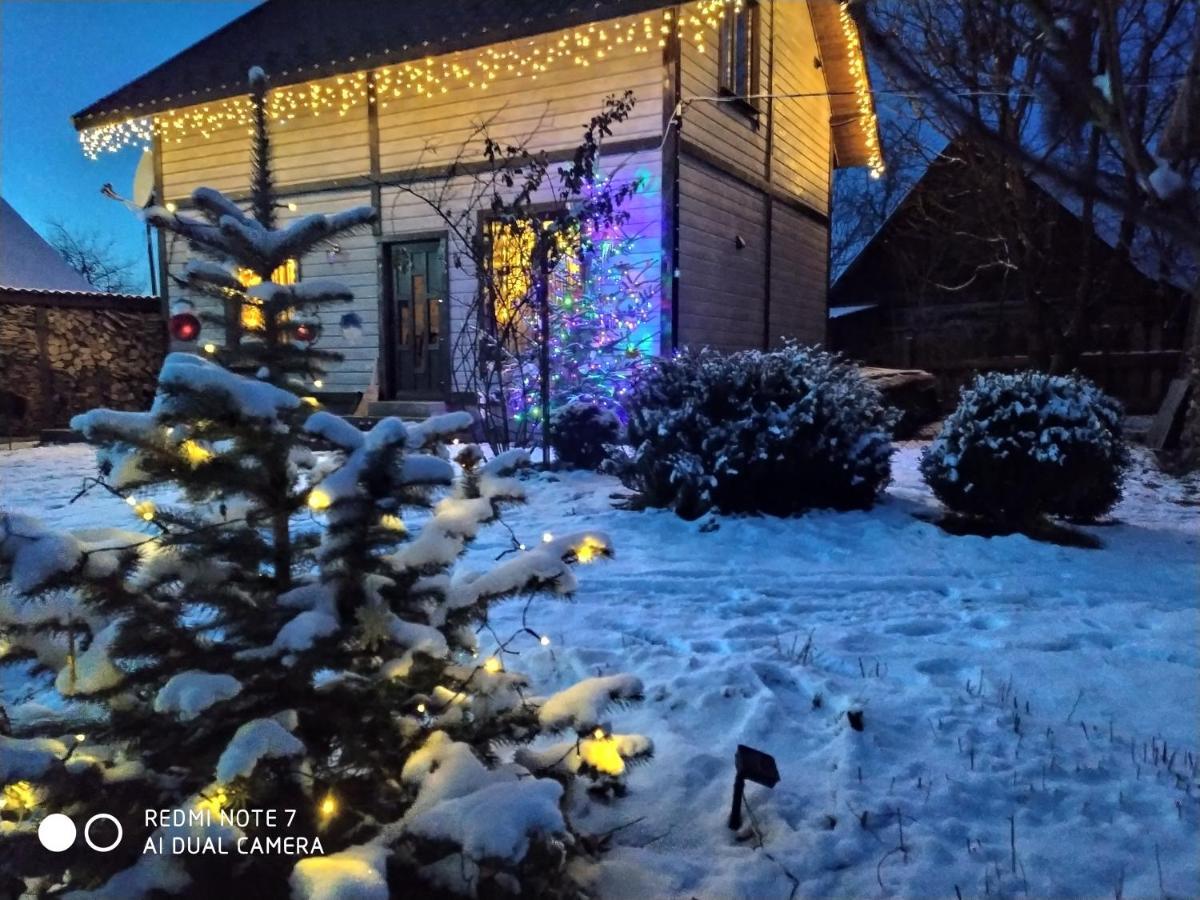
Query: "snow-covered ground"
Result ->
[[2, 443, 1197, 899]]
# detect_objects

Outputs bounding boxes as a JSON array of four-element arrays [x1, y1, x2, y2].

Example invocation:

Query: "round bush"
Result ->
[[920, 371, 1129, 523], [549, 400, 621, 469], [614, 345, 894, 518]]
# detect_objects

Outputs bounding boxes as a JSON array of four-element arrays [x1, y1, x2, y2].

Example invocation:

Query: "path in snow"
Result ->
[[1, 443, 1197, 898]]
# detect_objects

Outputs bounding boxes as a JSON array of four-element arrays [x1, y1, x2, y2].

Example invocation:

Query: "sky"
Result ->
[[1, 1, 255, 292]]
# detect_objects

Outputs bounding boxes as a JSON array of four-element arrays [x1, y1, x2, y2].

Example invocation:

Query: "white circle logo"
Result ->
[[38, 813, 77, 852], [83, 813, 123, 852]]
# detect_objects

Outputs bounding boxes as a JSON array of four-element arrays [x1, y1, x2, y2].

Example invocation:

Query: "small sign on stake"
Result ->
[[729, 744, 780, 830]]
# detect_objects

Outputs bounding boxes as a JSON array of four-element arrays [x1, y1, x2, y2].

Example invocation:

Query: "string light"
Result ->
[[379, 513, 406, 532], [79, 1, 752, 158], [838, 2, 885, 178], [483, 656, 503, 674], [318, 792, 337, 821], [539, 634, 551, 646], [542, 531, 553, 543], [179, 439, 214, 466], [202, 343, 217, 354], [307, 488, 332, 511], [134, 500, 157, 522], [573, 535, 607, 563]]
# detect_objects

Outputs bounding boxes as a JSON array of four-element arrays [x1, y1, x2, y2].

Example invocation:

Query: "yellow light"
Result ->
[[1, 781, 37, 813], [307, 488, 332, 511], [74, 734, 86, 743], [301, 396, 321, 407], [134, 500, 156, 522], [379, 514, 406, 532], [574, 535, 607, 564], [582, 735, 626, 775], [313, 379, 324, 388], [483, 657, 502, 674], [180, 439, 214, 466], [416, 702, 427, 714], [319, 792, 337, 819], [203, 343, 217, 354], [593, 727, 606, 741], [165, 202, 177, 213], [287, 201, 298, 211]]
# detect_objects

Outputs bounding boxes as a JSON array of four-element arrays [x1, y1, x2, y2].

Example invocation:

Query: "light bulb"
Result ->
[[540, 635, 551, 646], [203, 343, 217, 354], [483, 657, 502, 674], [542, 532, 553, 543]]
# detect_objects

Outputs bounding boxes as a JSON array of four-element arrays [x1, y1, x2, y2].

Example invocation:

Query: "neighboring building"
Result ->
[[71, 0, 881, 404], [0, 199, 163, 436], [830, 141, 1192, 413]]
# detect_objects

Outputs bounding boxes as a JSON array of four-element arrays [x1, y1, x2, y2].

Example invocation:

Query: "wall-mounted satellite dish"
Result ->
[[132, 148, 156, 208]]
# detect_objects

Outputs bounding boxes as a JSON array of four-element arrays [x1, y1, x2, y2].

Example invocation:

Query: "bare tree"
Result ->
[[46, 219, 140, 294]]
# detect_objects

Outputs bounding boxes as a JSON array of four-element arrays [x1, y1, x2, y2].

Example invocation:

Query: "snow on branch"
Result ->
[[215, 718, 305, 783], [535, 674, 644, 732]]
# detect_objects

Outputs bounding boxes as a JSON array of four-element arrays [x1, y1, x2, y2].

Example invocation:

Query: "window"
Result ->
[[718, 0, 759, 106], [235, 259, 299, 331], [486, 219, 582, 347]]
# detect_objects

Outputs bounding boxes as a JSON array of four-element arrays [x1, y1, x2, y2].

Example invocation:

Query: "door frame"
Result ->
[[378, 231, 451, 400]]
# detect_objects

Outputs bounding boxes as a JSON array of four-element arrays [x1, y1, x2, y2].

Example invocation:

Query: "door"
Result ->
[[384, 238, 449, 396]]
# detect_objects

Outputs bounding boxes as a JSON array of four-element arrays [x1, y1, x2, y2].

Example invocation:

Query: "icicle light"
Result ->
[[79, 0, 751, 158], [837, 2, 885, 178]]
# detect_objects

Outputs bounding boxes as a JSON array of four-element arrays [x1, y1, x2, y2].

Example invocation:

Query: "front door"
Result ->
[[384, 238, 448, 396]]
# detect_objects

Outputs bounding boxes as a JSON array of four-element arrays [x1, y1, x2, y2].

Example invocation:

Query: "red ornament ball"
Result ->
[[169, 312, 201, 342], [294, 322, 318, 343]]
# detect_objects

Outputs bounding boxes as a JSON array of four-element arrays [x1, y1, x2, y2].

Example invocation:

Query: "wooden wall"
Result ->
[[674, 0, 831, 351], [156, 12, 664, 395]]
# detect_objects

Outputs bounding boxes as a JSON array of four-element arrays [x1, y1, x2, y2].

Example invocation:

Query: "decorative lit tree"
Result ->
[[0, 68, 648, 897], [501, 187, 658, 431]]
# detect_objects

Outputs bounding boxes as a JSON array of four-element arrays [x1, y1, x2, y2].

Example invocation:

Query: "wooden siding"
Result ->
[[678, 3, 770, 181], [161, 96, 370, 199], [376, 30, 662, 171], [677, 156, 766, 350], [770, 1, 831, 212], [768, 201, 827, 345]]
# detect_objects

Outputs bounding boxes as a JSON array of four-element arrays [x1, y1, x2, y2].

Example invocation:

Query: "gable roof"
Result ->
[[0, 198, 97, 293], [72, 0, 880, 171]]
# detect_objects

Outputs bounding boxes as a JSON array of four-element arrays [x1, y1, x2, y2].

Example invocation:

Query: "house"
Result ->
[[71, 0, 881, 409], [0, 198, 163, 436], [830, 139, 1192, 413]]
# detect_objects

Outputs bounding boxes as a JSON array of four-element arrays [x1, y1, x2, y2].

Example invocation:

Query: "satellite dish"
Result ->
[[132, 148, 156, 208]]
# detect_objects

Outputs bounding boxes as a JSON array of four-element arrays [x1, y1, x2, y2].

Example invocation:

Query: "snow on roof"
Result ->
[[828, 303, 878, 319], [0, 198, 97, 293]]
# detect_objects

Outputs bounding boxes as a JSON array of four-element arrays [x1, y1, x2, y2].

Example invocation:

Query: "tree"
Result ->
[[386, 92, 644, 455], [0, 67, 649, 897], [854, 0, 1200, 463], [846, 0, 1196, 373], [46, 219, 141, 294]]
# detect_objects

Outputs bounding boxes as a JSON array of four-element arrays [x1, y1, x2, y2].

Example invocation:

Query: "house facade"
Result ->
[[72, 0, 880, 404]]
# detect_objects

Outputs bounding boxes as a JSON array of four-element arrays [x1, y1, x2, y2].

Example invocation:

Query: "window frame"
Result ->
[[717, 0, 761, 116]]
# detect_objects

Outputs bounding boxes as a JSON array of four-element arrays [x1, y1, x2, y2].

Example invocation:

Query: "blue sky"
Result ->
[[1, 1, 255, 291]]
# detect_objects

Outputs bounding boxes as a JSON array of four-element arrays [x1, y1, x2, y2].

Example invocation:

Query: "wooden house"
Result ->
[[72, 0, 881, 407], [830, 140, 1192, 413]]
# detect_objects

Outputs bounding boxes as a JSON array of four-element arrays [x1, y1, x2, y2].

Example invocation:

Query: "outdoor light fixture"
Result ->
[[728, 744, 779, 830]]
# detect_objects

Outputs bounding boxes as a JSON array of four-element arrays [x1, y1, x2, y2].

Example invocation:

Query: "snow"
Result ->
[[215, 718, 305, 783], [0, 735, 67, 780], [154, 671, 243, 720], [2, 442, 1197, 898], [404, 778, 566, 863], [0, 197, 97, 293], [265, 610, 340, 656], [537, 673, 644, 731], [290, 843, 389, 900]]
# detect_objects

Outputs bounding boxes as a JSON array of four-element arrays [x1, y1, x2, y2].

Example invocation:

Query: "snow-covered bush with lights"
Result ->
[[0, 69, 648, 899], [612, 345, 894, 519], [921, 371, 1129, 523], [550, 401, 621, 470]]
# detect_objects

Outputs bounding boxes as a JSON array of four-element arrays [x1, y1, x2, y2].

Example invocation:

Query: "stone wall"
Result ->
[[0, 292, 164, 436]]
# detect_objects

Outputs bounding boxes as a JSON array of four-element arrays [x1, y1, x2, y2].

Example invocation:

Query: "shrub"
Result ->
[[613, 345, 894, 518], [920, 371, 1129, 523], [550, 400, 621, 469]]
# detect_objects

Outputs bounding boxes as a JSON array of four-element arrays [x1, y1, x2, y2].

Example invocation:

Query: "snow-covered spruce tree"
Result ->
[[612, 344, 895, 519], [0, 68, 649, 898], [920, 370, 1130, 524], [549, 402, 621, 470]]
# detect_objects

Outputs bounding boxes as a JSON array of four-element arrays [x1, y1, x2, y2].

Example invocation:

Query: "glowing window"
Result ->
[[236, 259, 299, 331], [487, 220, 581, 340]]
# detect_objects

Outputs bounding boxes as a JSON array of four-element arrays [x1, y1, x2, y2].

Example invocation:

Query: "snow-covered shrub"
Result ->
[[613, 345, 894, 518], [550, 401, 620, 469], [921, 371, 1129, 522]]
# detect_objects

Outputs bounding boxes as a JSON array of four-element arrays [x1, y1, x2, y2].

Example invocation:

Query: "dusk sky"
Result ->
[[1, 1, 256, 292]]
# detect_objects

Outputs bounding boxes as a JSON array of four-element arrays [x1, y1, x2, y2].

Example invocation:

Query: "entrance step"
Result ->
[[367, 399, 448, 420]]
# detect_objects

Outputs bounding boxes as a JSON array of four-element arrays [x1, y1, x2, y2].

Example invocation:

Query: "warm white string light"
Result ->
[[837, 1, 885, 178], [77, 1, 824, 161]]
